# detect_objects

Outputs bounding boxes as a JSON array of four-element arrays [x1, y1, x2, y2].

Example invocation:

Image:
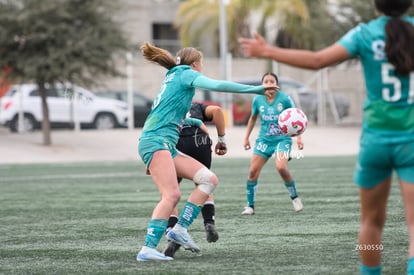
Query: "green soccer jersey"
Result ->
[[140, 65, 265, 146], [252, 91, 295, 143], [141, 66, 199, 145], [338, 16, 414, 143]]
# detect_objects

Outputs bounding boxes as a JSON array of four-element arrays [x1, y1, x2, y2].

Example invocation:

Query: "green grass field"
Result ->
[[0, 156, 408, 274]]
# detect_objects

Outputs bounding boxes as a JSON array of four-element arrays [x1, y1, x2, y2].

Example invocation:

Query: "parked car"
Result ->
[[193, 76, 350, 125], [96, 91, 153, 128], [0, 83, 129, 132]]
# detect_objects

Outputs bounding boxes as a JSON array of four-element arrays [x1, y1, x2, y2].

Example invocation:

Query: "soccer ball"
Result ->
[[278, 108, 308, 137]]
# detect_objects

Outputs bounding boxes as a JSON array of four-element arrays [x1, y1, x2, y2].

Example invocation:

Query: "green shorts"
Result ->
[[354, 134, 414, 188], [253, 137, 292, 160], [138, 136, 177, 166]]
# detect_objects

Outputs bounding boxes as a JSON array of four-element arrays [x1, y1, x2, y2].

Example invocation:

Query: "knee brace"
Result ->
[[193, 167, 217, 195]]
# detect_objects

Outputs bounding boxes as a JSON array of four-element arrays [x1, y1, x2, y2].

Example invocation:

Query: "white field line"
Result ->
[[0, 172, 138, 183]]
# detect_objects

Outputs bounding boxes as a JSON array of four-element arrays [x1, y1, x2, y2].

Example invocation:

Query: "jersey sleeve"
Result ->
[[191, 103, 210, 122], [180, 68, 203, 89], [183, 117, 202, 127], [199, 103, 210, 122], [286, 94, 296, 108], [337, 25, 362, 57], [192, 75, 265, 95]]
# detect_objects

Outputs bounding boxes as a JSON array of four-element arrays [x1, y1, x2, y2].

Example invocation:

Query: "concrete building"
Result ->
[[101, 0, 363, 125]]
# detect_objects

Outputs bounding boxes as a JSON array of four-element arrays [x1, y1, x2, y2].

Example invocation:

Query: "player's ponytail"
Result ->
[[375, 0, 414, 75], [385, 17, 414, 75], [141, 42, 203, 70], [140, 42, 176, 70]]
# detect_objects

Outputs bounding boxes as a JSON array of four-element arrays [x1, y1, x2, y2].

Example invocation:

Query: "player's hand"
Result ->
[[264, 87, 277, 98], [239, 32, 268, 58], [215, 142, 227, 155], [244, 139, 251, 150], [297, 139, 304, 150]]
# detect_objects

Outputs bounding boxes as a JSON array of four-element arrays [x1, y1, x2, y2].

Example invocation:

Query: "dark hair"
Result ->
[[375, 0, 414, 75], [140, 42, 203, 70], [261, 72, 279, 83]]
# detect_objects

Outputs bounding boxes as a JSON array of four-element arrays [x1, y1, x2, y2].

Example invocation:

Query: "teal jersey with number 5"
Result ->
[[338, 16, 414, 143]]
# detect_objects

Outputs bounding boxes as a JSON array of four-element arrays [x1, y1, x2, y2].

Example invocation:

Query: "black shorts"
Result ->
[[176, 134, 212, 169]]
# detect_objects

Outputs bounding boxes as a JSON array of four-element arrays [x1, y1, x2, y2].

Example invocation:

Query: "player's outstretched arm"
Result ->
[[205, 105, 226, 137], [193, 74, 277, 95], [205, 105, 227, 156], [239, 32, 350, 69]]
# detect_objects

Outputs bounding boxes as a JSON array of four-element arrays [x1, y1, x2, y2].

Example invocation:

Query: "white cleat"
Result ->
[[136, 246, 173, 262], [166, 225, 201, 254], [292, 197, 303, 212], [241, 206, 255, 215]]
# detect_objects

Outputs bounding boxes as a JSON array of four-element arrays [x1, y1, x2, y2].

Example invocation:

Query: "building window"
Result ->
[[152, 23, 180, 54]]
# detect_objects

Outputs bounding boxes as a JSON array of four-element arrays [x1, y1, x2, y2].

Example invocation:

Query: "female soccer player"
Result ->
[[239, 0, 414, 274], [137, 42, 277, 261], [163, 103, 227, 257], [241, 72, 304, 215]]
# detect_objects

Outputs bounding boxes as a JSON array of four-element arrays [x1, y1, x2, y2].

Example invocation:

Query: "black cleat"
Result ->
[[205, 223, 219, 243], [163, 241, 181, 258]]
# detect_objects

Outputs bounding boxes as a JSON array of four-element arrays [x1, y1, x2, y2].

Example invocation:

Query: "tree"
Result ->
[[174, 0, 309, 57], [0, 0, 129, 145], [275, 0, 372, 50], [334, 0, 379, 27], [275, 0, 340, 50], [275, 0, 414, 50]]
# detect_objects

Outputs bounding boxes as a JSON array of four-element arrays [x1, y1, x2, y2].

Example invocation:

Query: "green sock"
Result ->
[[246, 180, 258, 208], [177, 202, 201, 229], [143, 218, 168, 248], [408, 257, 414, 275], [360, 263, 381, 275], [284, 180, 298, 199]]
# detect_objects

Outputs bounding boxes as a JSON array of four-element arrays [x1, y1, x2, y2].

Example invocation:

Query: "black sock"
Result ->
[[202, 204, 215, 225], [166, 216, 178, 232]]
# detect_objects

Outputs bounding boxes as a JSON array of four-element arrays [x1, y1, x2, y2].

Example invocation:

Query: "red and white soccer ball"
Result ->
[[278, 108, 308, 137]]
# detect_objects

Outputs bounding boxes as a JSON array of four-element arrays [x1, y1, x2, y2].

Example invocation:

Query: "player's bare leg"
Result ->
[[165, 154, 218, 254], [275, 151, 302, 212], [358, 178, 391, 270], [137, 150, 180, 261], [400, 179, 414, 273], [242, 154, 267, 215]]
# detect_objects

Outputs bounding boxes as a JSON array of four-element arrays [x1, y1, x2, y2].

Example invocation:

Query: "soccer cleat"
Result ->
[[205, 223, 219, 243], [166, 225, 201, 254], [163, 241, 181, 258], [241, 206, 255, 215], [136, 246, 174, 262], [292, 197, 303, 212]]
